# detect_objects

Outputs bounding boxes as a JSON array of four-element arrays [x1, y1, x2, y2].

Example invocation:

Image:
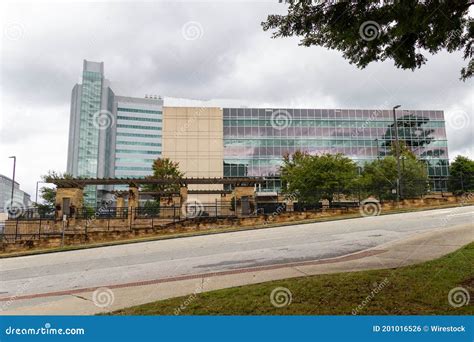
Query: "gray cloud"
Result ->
[[0, 1, 472, 198]]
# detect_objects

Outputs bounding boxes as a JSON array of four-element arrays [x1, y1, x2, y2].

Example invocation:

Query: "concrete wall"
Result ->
[[162, 107, 224, 203]]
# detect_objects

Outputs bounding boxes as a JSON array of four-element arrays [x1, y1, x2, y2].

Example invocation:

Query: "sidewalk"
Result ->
[[1, 223, 472, 315]]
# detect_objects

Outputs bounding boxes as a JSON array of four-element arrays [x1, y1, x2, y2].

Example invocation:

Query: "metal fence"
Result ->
[[0, 201, 239, 243]]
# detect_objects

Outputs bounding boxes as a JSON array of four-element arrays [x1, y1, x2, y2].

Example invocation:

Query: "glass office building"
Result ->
[[68, 61, 451, 205], [113, 96, 163, 181], [67, 60, 115, 204], [223, 108, 449, 191], [67, 61, 163, 203]]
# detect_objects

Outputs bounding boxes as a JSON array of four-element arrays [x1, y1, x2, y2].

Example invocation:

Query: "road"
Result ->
[[0, 206, 472, 310]]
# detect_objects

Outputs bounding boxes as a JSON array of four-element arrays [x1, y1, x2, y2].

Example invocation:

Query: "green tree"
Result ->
[[262, 1, 473, 80], [38, 187, 56, 207], [143, 158, 184, 202], [37, 171, 73, 208], [449, 155, 474, 193], [281, 152, 358, 204], [361, 152, 429, 200]]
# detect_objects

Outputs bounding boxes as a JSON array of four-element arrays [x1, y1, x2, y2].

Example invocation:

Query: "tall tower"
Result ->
[[67, 60, 115, 205]]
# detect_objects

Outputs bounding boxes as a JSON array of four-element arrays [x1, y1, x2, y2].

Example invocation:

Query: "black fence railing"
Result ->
[[134, 206, 174, 218], [75, 207, 129, 220], [6, 207, 55, 221]]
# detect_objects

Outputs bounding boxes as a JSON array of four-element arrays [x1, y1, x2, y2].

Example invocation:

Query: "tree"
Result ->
[[361, 152, 429, 200], [262, 1, 473, 80], [281, 152, 358, 204], [449, 155, 474, 193], [38, 187, 56, 207], [143, 158, 184, 201], [36, 171, 73, 208], [361, 157, 398, 200]]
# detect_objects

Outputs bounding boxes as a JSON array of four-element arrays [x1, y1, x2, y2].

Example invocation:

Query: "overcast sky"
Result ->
[[0, 0, 472, 199]]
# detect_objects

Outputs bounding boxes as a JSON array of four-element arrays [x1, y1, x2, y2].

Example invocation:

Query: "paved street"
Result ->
[[0, 206, 472, 314]]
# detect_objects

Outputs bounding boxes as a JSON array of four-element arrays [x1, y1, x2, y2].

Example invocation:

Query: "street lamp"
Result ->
[[35, 181, 46, 205], [8, 156, 16, 214], [392, 105, 401, 206]]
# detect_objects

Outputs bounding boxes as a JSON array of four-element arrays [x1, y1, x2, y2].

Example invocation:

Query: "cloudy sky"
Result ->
[[0, 0, 472, 199]]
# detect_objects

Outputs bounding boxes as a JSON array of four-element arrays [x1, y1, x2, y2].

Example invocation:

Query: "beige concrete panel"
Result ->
[[162, 106, 223, 180]]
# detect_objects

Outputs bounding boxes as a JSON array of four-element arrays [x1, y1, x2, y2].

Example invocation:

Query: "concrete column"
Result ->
[[233, 186, 255, 217], [116, 195, 125, 218], [55, 187, 83, 220], [179, 186, 188, 219], [128, 186, 139, 221]]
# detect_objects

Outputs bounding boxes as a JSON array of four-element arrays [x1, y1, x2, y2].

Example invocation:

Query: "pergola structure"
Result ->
[[46, 177, 264, 188], [46, 177, 264, 219]]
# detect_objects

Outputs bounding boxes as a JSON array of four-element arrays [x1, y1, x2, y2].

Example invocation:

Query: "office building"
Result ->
[[0, 174, 32, 212], [67, 61, 450, 204]]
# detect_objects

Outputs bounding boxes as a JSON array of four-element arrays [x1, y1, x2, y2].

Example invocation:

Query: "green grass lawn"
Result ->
[[112, 243, 474, 315]]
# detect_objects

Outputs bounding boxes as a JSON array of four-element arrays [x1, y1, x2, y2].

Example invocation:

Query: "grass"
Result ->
[[2, 202, 470, 259], [111, 242, 474, 315]]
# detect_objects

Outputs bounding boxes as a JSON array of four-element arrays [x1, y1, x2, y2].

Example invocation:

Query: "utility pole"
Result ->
[[392, 105, 401, 206]]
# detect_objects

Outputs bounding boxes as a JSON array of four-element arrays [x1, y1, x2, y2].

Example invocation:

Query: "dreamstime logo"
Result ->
[[92, 110, 115, 130], [270, 109, 292, 130], [279, 0, 324, 5], [448, 287, 470, 308], [181, 21, 204, 41], [270, 287, 292, 308], [352, 278, 390, 315], [1, 282, 30, 312], [4, 200, 25, 219], [3, 23, 24, 41], [359, 21, 381, 41], [447, 110, 470, 130], [92, 287, 115, 308], [182, 199, 204, 218], [174, 278, 211, 315], [351, 108, 383, 137], [359, 198, 381, 217]]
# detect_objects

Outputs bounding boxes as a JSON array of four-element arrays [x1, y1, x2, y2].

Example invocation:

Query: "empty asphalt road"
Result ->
[[0, 206, 472, 304]]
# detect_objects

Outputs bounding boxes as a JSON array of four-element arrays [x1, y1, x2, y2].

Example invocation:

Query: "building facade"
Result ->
[[162, 106, 224, 201], [0, 174, 32, 212], [223, 108, 449, 192], [66, 60, 115, 203], [67, 61, 450, 205], [113, 96, 163, 179]]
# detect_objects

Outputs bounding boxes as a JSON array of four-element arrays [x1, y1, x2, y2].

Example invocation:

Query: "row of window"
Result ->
[[117, 115, 162, 123], [223, 161, 450, 178], [224, 157, 449, 165], [115, 149, 162, 155], [117, 124, 163, 131], [115, 166, 154, 171], [223, 108, 444, 120], [224, 139, 448, 148], [225, 147, 448, 159], [224, 127, 446, 139], [117, 107, 162, 115], [223, 119, 445, 128], [116, 140, 162, 147], [115, 158, 155, 164], [117, 132, 162, 139]]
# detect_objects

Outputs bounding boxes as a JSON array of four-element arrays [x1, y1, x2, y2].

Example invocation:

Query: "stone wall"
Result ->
[[2, 195, 472, 253]]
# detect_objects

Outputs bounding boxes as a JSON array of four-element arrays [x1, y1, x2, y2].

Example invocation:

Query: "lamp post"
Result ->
[[8, 156, 16, 210], [35, 181, 45, 205], [392, 105, 401, 206]]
